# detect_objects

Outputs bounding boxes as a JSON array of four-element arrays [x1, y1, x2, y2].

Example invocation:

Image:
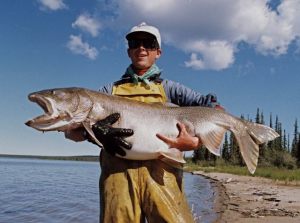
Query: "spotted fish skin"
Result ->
[[25, 87, 279, 174]]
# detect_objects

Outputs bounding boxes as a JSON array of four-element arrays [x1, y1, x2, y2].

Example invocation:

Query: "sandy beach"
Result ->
[[192, 171, 300, 223]]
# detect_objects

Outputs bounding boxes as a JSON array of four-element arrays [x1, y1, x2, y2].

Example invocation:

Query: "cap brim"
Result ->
[[126, 31, 156, 40]]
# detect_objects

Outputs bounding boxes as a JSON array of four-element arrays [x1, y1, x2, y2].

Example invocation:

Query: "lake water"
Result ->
[[0, 158, 217, 223]]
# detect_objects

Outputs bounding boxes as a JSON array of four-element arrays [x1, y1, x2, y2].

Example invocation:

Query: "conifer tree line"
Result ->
[[192, 108, 300, 169]]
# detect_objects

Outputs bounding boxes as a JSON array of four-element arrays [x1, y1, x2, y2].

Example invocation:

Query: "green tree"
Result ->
[[204, 147, 216, 162], [229, 133, 243, 166], [192, 146, 206, 162], [273, 116, 283, 151], [260, 111, 265, 125], [291, 119, 299, 157], [268, 113, 274, 149], [269, 113, 273, 128], [255, 108, 260, 123], [257, 109, 267, 162], [283, 130, 287, 151], [222, 133, 230, 162], [288, 133, 290, 152], [297, 134, 300, 166]]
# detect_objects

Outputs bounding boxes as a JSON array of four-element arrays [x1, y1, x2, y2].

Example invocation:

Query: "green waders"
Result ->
[[99, 152, 195, 223], [99, 81, 195, 223]]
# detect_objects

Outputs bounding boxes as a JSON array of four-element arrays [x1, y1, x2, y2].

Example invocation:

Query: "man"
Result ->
[[67, 22, 221, 223]]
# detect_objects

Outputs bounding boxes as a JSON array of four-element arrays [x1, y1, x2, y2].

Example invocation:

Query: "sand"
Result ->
[[192, 171, 300, 223]]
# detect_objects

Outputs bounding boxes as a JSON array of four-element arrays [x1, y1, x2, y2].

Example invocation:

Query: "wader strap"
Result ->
[[112, 82, 167, 103]]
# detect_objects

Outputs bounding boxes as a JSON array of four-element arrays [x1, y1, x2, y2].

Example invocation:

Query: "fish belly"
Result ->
[[116, 113, 181, 161]]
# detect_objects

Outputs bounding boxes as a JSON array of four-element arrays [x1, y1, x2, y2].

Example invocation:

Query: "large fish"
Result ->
[[25, 87, 279, 174]]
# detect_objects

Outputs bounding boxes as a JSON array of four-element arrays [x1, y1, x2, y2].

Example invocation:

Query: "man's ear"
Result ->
[[155, 49, 162, 59]]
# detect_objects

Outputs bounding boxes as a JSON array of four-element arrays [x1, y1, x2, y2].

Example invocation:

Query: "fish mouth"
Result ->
[[25, 94, 67, 131], [28, 93, 53, 115]]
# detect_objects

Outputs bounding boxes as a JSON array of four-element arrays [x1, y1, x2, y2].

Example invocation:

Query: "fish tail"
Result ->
[[232, 120, 279, 174], [242, 120, 279, 144]]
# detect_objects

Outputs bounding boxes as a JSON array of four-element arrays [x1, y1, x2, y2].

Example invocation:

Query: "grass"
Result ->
[[184, 160, 300, 185]]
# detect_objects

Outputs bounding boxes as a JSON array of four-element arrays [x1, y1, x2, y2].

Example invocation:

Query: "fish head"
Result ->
[[25, 88, 93, 132]]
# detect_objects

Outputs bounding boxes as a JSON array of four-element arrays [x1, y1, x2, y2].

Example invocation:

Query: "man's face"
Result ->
[[127, 32, 161, 70]]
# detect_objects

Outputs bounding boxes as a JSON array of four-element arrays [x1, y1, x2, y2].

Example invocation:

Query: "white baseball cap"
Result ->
[[126, 22, 161, 48]]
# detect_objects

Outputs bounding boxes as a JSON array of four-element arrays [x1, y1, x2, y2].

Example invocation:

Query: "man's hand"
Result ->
[[92, 113, 134, 157], [156, 122, 202, 151]]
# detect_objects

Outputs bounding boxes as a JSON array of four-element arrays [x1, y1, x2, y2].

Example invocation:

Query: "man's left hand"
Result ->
[[156, 122, 202, 151]]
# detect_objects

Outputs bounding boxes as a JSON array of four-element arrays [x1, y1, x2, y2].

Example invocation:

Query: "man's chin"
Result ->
[[133, 62, 151, 70]]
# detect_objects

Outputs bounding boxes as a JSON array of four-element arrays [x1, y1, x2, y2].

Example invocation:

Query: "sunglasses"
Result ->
[[128, 38, 159, 50]]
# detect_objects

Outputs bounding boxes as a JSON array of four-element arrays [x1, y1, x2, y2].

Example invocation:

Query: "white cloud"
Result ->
[[184, 41, 235, 70], [38, 0, 67, 11], [66, 35, 98, 60], [251, 1, 295, 56], [72, 14, 102, 37], [109, 0, 300, 70]]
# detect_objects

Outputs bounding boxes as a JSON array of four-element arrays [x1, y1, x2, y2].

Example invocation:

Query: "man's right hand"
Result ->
[[91, 113, 134, 157]]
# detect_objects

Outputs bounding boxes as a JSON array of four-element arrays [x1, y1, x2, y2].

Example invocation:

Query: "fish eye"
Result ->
[[55, 91, 67, 97]]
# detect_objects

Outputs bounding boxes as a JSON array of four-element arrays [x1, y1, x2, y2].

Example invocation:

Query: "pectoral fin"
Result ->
[[82, 122, 104, 149], [196, 122, 227, 156]]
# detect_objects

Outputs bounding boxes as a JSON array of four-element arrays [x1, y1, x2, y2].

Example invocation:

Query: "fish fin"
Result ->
[[196, 122, 227, 156], [242, 120, 280, 144], [232, 128, 259, 174], [233, 121, 279, 174], [158, 148, 186, 169], [82, 122, 103, 149]]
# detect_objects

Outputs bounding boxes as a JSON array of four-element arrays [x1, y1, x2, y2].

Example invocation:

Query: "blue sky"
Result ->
[[0, 0, 299, 156]]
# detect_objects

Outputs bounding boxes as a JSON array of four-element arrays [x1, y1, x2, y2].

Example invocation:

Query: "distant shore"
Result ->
[[193, 171, 300, 223], [0, 154, 99, 162]]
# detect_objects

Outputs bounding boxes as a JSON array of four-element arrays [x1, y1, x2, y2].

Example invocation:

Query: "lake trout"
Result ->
[[25, 87, 279, 174]]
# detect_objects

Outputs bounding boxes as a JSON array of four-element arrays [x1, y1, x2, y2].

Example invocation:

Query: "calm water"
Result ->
[[0, 158, 217, 223]]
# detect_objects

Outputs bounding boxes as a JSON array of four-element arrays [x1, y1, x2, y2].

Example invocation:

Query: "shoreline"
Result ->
[[190, 172, 229, 223], [3, 155, 300, 222], [192, 171, 300, 223]]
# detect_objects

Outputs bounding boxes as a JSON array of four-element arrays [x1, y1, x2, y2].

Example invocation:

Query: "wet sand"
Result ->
[[192, 171, 300, 223]]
